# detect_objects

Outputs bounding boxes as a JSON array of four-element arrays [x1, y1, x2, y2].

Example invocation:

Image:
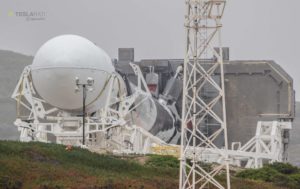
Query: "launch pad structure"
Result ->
[[12, 62, 169, 154], [9, 1, 296, 189]]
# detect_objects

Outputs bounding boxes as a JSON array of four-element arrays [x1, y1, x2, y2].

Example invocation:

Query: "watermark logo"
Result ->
[[8, 10, 46, 21], [8, 10, 14, 17]]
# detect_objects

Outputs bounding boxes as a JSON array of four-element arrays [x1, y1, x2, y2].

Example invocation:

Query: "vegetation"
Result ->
[[236, 163, 300, 189], [0, 141, 297, 189], [145, 155, 179, 169], [0, 141, 178, 189]]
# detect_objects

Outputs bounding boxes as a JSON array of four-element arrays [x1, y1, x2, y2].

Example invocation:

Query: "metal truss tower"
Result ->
[[179, 0, 230, 189]]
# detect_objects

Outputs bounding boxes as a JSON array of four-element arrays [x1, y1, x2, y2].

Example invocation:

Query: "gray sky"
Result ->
[[0, 0, 299, 100]]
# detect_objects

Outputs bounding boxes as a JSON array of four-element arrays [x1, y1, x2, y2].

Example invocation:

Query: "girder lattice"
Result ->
[[179, 0, 230, 188]]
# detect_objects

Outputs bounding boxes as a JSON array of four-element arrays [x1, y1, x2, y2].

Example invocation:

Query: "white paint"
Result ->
[[31, 35, 115, 112]]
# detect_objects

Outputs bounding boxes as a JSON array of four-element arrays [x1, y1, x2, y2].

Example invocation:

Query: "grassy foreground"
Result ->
[[0, 141, 294, 189]]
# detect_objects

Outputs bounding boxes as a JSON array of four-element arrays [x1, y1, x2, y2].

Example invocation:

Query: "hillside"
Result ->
[[0, 141, 295, 189], [0, 141, 178, 189], [0, 50, 32, 140]]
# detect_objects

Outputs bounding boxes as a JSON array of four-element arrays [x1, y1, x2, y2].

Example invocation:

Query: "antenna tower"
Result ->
[[179, 0, 230, 188]]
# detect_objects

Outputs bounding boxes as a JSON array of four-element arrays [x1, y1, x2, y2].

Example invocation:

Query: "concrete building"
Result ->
[[115, 48, 295, 160]]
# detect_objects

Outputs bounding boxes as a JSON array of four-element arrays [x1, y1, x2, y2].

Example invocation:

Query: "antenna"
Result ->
[[179, 0, 230, 188]]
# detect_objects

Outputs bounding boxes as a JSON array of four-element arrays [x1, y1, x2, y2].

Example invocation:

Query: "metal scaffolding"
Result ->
[[179, 0, 230, 188]]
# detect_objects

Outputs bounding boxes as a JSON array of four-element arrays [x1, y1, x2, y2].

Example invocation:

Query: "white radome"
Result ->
[[31, 34, 118, 112]]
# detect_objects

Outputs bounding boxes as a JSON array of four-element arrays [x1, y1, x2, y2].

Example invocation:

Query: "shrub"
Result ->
[[267, 162, 299, 175], [0, 176, 22, 189], [236, 166, 281, 182], [145, 155, 179, 169], [236, 163, 300, 189], [290, 173, 300, 186]]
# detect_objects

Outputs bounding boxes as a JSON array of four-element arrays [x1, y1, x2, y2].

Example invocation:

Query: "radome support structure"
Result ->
[[179, 0, 230, 189], [11, 63, 166, 154]]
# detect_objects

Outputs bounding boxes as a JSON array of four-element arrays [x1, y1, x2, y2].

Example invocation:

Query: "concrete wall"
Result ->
[[116, 50, 295, 148]]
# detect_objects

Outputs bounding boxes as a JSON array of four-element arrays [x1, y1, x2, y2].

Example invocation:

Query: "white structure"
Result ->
[[12, 63, 166, 152], [230, 121, 292, 168], [11, 34, 292, 187], [179, 121, 292, 170], [179, 0, 231, 189], [11, 35, 169, 153], [30, 35, 118, 112]]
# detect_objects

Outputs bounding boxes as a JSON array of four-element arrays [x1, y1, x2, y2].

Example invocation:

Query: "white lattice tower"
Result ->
[[179, 0, 230, 189]]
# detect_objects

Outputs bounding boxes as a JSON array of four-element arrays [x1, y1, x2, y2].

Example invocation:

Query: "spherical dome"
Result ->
[[31, 35, 119, 112]]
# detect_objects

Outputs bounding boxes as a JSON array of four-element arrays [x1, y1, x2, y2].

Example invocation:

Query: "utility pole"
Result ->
[[75, 77, 94, 146], [82, 84, 86, 145], [179, 0, 230, 189]]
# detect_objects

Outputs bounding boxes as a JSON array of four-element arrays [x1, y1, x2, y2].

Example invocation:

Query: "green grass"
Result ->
[[0, 141, 295, 189], [145, 155, 179, 169], [236, 163, 300, 189], [0, 141, 178, 189]]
